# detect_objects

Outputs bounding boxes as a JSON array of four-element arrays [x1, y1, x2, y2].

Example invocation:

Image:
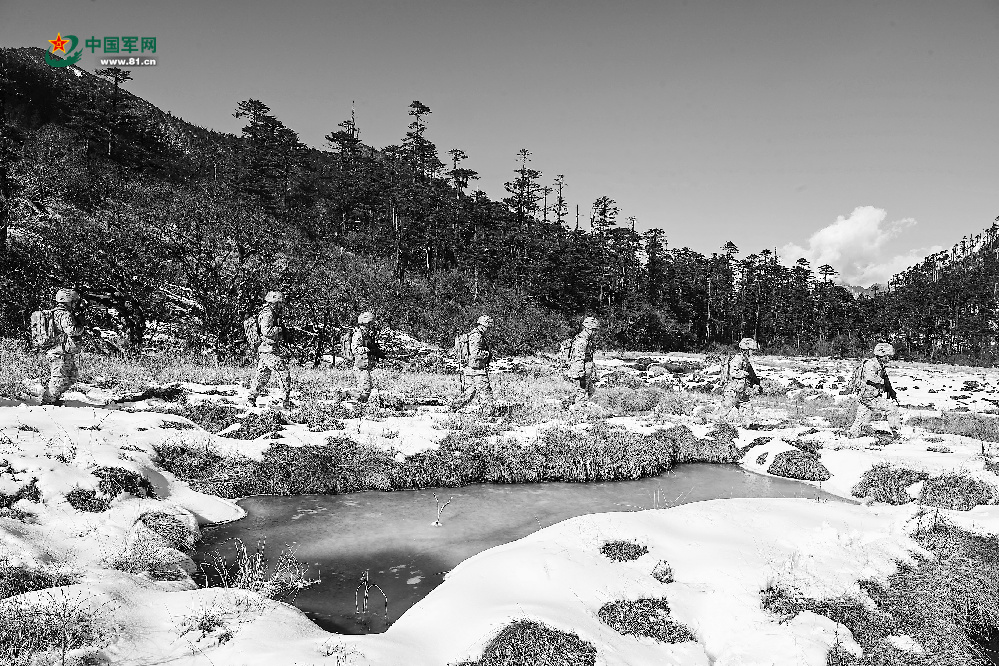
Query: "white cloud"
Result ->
[[779, 206, 941, 286]]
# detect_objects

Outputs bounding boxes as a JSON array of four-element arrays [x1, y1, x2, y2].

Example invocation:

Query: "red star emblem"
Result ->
[[48, 33, 69, 53]]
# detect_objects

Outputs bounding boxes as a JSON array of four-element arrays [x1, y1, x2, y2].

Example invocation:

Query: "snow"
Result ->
[[2, 353, 999, 664]]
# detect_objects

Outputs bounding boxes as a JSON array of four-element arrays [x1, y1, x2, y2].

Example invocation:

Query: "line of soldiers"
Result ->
[[33, 289, 905, 438], [719, 337, 903, 438]]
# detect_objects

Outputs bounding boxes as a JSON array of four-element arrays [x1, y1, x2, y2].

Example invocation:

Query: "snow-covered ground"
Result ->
[[2, 353, 999, 665]]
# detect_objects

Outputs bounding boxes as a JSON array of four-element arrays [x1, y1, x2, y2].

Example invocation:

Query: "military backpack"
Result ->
[[557, 336, 574, 367], [243, 313, 262, 351], [340, 328, 356, 363], [847, 359, 867, 394], [453, 332, 471, 367], [29, 309, 60, 351]]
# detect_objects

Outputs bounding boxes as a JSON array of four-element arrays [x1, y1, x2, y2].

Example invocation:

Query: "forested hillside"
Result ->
[[0, 47, 995, 362]]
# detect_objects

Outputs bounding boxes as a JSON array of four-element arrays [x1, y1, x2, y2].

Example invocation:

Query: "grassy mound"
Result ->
[[767, 449, 831, 481], [454, 619, 597, 666], [763, 516, 999, 665], [908, 413, 999, 443], [851, 464, 929, 505], [0, 559, 79, 600], [919, 473, 994, 511], [597, 597, 696, 644]]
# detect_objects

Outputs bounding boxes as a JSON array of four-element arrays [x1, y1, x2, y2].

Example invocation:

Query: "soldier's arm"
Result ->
[[862, 360, 885, 388], [570, 335, 588, 362], [351, 329, 366, 356], [56, 310, 86, 338], [259, 310, 281, 339], [468, 331, 488, 361]]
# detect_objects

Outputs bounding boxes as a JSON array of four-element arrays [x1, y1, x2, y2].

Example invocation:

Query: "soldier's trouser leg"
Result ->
[[43, 354, 79, 403], [865, 396, 901, 434], [849, 399, 874, 437], [348, 368, 373, 402], [452, 379, 478, 411], [721, 389, 745, 423], [250, 353, 289, 401], [474, 374, 495, 414]]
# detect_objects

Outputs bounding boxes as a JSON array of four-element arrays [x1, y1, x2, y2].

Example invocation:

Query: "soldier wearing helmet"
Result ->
[[346, 311, 385, 402], [848, 342, 902, 438], [248, 290, 292, 408], [451, 315, 496, 415], [40, 288, 88, 405], [720, 337, 762, 425], [567, 316, 600, 402]]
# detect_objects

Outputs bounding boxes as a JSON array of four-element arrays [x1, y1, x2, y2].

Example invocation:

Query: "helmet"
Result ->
[[55, 288, 80, 304], [739, 338, 758, 351], [873, 342, 895, 357], [357, 311, 375, 324], [582, 316, 600, 330], [264, 291, 284, 303], [477, 315, 494, 327]]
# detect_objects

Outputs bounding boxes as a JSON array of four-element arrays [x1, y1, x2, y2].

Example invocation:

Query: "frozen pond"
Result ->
[[196, 464, 846, 634]]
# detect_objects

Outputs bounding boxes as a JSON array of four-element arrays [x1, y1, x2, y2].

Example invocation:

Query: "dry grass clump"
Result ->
[[851, 464, 929, 505], [918, 473, 994, 511], [140, 512, 198, 553], [652, 560, 674, 584], [667, 425, 741, 464], [223, 410, 287, 440], [92, 466, 156, 499], [597, 597, 696, 644], [149, 401, 245, 434], [0, 339, 46, 400], [178, 604, 233, 645], [592, 387, 669, 414], [0, 477, 40, 509], [767, 449, 831, 481], [198, 538, 318, 602], [294, 400, 348, 432], [0, 558, 79, 600], [599, 540, 648, 562], [64, 488, 110, 513], [453, 619, 597, 666], [908, 413, 999, 443], [0, 591, 115, 666]]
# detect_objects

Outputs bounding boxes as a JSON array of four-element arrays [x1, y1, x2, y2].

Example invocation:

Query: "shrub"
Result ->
[[65, 488, 110, 513], [667, 425, 740, 464], [456, 619, 597, 666], [294, 401, 349, 432], [0, 591, 115, 666], [919, 473, 994, 511], [198, 538, 319, 602], [108, 536, 189, 582], [600, 540, 648, 562], [140, 512, 198, 552], [256, 439, 396, 495], [91, 466, 156, 499], [0, 558, 79, 600], [160, 420, 196, 430], [651, 560, 674, 584], [760, 585, 804, 622], [598, 598, 696, 644], [767, 450, 831, 481], [851, 464, 929, 505], [153, 402, 244, 434]]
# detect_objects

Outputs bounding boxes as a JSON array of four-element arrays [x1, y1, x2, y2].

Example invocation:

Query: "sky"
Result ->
[[2, 0, 998, 286]]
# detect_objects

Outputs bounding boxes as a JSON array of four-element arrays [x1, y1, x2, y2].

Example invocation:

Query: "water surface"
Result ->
[[197, 465, 844, 634]]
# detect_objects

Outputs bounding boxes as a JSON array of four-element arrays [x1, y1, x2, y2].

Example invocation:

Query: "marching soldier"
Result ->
[[567, 316, 600, 402], [247, 291, 292, 408], [347, 311, 384, 402], [721, 337, 762, 424], [451, 315, 496, 415], [39, 289, 87, 406], [849, 342, 902, 438]]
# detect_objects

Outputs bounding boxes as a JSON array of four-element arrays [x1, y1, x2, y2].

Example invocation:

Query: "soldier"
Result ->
[[247, 291, 292, 408], [40, 288, 87, 406], [849, 342, 902, 438], [567, 316, 600, 402], [347, 311, 385, 402], [451, 315, 496, 415], [720, 337, 762, 424]]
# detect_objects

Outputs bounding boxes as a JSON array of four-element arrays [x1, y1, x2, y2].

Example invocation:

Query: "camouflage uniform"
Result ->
[[452, 326, 495, 414], [567, 330, 597, 401], [41, 305, 86, 404], [849, 357, 901, 437], [347, 325, 382, 402], [721, 353, 759, 424], [249, 305, 291, 404]]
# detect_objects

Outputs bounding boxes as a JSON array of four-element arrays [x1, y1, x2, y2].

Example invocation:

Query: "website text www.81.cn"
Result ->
[[98, 56, 157, 66]]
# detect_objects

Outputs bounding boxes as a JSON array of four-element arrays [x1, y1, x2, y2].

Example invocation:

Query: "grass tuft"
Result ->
[[140, 512, 198, 552], [918, 473, 994, 511], [198, 538, 319, 602], [907, 413, 999, 443], [597, 597, 696, 644], [456, 619, 597, 666], [767, 449, 831, 481], [599, 540, 648, 562], [64, 488, 110, 513], [851, 464, 929, 505], [0, 558, 79, 600]]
